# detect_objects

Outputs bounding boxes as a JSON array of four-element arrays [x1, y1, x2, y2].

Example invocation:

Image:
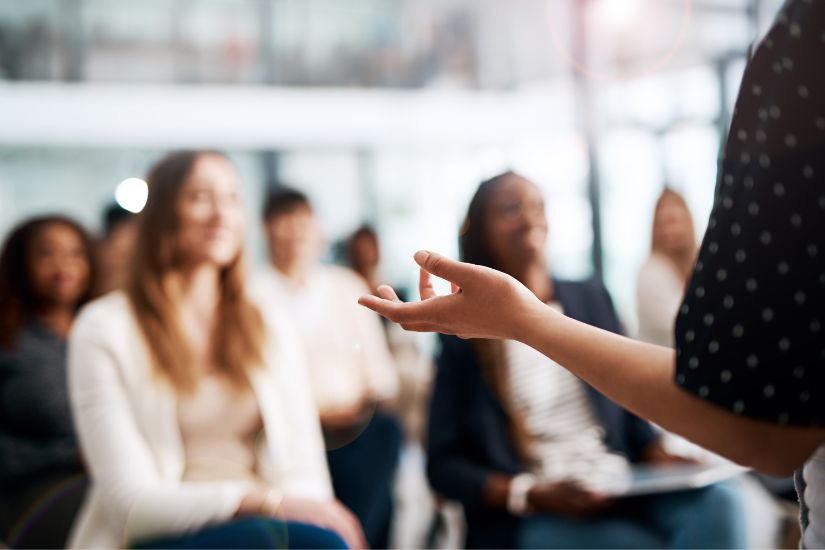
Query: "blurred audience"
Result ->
[[96, 203, 138, 294], [67, 152, 363, 549], [0, 216, 96, 548], [636, 189, 698, 347], [427, 172, 747, 549], [346, 224, 433, 444], [253, 188, 402, 549], [346, 225, 384, 297], [0, 175, 787, 550]]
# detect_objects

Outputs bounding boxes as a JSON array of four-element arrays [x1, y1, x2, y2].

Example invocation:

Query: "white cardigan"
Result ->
[[67, 292, 333, 549]]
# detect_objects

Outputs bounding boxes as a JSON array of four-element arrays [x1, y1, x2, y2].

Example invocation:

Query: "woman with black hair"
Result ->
[[0, 216, 97, 548], [425, 172, 746, 549]]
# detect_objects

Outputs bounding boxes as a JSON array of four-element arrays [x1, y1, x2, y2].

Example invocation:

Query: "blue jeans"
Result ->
[[517, 481, 748, 549], [326, 410, 403, 549], [133, 517, 348, 549]]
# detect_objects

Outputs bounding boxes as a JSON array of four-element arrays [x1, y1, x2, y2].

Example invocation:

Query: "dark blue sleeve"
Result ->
[[0, 353, 77, 482], [426, 335, 500, 508], [0, 433, 78, 483], [585, 277, 625, 336]]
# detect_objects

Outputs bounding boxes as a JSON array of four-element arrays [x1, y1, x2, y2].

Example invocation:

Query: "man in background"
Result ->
[[252, 187, 403, 549]]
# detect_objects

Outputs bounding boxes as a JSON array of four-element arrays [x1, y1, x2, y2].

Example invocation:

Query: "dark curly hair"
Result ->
[[0, 215, 97, 350]]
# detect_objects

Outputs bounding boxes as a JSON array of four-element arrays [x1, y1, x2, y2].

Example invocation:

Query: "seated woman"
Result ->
[[0, 216, 96, 548], [67, 151, 364, 549], [636, 188, 698, 348], [426, 172, 747, 549]]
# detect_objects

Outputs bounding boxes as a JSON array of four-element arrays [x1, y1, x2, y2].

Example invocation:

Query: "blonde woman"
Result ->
[[67, 151, 364, 549], [636, 189, 698, 347]]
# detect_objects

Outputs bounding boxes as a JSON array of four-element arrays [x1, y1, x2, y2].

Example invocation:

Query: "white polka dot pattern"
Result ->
[[674, 0, 825, 428]]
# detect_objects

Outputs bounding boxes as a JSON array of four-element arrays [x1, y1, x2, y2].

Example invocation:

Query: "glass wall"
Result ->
[[0, 147, 267, 258], [0, 0, 776, 324], [0, 0, 766, 87], [595, 62, 740, 324]]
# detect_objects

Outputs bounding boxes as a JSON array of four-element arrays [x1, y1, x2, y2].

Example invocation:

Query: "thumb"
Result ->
[[413, 250, 474, 287]]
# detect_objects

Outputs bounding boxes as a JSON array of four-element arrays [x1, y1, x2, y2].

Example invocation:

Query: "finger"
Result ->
[[338, 521, 361, 550], [419, 267, 437, 300], [413, 250, 475, 288], [327, 510, 358, 550], [340, 517, 363, 550], [359, 294, 450, 325], [358, 295, 402, 319], [376, 284, 401, 302], [332, 502, 367, 549], [451, 282, 460, 294], [340, 506, 368, 548], [345, 511, 368, 549], [580, 493, 611, 513], [400, 322, 447, 333], [558, 480, 583, 492]]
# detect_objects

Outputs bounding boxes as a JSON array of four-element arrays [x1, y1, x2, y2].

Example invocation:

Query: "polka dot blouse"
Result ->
[[674, 0, 825, 427]]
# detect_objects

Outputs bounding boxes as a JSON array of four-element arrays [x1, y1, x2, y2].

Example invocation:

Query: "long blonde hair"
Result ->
[[127, 151, 265, 394]]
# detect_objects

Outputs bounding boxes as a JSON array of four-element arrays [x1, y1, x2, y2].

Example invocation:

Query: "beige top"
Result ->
[[178, 374, 264, 484]]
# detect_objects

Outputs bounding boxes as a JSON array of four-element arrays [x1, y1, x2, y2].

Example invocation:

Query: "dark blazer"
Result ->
[[426, 278, 660, 549]]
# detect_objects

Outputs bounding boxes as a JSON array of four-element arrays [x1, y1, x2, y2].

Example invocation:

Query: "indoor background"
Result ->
[[0, 0, 786, 330]]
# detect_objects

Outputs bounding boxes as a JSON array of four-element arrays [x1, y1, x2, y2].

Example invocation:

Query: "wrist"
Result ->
[[516, 299, 555, 347], [507, 473, 537, 517]]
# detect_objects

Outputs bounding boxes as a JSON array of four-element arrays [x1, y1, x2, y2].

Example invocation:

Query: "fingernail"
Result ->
[[414, 250, 430, 264]]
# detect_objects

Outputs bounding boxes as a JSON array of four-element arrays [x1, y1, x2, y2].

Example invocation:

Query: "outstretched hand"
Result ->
[[358, 250, 545, 340]]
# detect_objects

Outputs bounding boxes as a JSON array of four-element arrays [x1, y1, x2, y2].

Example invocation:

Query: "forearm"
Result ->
[[360, 251, 825, 473], [519, 304, 824, 475], [427, 455, 498, 507], [122, 481, 249, 543]]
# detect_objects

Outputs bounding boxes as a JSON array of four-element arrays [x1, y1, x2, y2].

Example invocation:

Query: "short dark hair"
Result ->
[[346, 224, 379, 270], [262, 187, 311, 222], [102, 202, 136, 237], [349, 224, 377, 245]]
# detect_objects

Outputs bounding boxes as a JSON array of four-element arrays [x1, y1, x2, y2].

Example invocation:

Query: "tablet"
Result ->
[[592, 462, 747, 497]]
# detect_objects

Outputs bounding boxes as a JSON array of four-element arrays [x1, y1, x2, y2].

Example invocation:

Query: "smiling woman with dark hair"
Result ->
[[425, 172, 746, 549], [0, 215, 96, 548]]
